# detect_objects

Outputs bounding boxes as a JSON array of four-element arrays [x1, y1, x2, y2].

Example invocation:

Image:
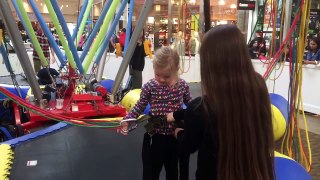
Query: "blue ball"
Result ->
[[100, 79, 114, 92], [275, 157, 311, 180], [269, 93, 289, 124]]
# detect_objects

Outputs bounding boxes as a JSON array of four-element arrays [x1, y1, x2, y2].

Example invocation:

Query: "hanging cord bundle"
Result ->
[[266, 0, 289, 82], [262, 0, 312, 171], [280, 0, 312, 172]]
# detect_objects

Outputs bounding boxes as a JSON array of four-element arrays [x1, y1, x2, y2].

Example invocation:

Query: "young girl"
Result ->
[[120, 46, 192, 180]]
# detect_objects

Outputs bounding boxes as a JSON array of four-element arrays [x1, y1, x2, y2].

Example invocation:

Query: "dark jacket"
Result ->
[[37, 68, 59, 85], [249, 37, 267, 55], [174, 97, 218, 179], [130, 43, 146, 71]]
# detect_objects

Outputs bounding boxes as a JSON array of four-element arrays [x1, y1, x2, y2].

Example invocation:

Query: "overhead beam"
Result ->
[[204, 0, 211, 32]]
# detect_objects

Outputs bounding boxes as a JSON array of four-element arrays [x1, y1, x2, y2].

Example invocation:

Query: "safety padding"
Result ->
[[274, 156, 311, 180], [121, 89, 142, 112], [2, 122, 68, 147], [271, 105, 287, 141], [121, 89, 150, 114], [100, 79, 114, 93], [0, 144, 14, 179], [274, 151, 293, 160], [269, 93, 289, 123], [0, 84, 30, 100]]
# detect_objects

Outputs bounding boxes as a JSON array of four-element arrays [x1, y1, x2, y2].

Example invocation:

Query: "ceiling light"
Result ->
[[230, 4, 237, 8], [148, 17, 154, 24], [219, 0, 225, 5], [155, 5, 161, 11]]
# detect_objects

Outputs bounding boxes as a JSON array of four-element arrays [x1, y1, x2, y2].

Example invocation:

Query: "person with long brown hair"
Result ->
[[167, 24, 275, 180]]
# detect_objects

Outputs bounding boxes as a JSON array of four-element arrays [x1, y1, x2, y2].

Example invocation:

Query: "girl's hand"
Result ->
[[167, 112, 175, 123], [117, 121, 129, 135]]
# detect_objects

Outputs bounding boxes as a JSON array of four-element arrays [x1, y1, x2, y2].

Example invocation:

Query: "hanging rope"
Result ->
[[262, 0, 312, 171]]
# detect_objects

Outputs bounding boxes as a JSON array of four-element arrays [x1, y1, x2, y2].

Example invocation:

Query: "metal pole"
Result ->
[[0, 1, 42, 103], [95, 50, 108, 82], [199, 0, 204, 39], [111, 0, 154, 96], [168, 0, 173, 44], [204, 0, 211, 32], [282, 0, 292, 42]]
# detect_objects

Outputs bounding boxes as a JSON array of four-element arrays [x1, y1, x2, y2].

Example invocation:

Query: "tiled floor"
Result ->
[[299, 114, 320, 135], [298, 114, 319, 179]]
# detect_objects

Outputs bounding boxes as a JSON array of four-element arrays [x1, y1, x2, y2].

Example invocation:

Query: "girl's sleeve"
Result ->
[[173, 109, 185, 122], [123, 83, 151, 119], [183, 80, 192, 104]]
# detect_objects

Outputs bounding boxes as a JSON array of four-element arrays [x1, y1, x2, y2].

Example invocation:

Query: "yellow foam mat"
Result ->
[[0, 144, 14, 179]]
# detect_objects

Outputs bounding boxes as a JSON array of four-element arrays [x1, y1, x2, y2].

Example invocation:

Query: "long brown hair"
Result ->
[[200, 25, 274, 180]]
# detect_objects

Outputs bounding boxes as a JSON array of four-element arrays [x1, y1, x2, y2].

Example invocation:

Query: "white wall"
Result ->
[[0, 52, 201, 86], [252, 60, 320, 115], [2, 53, 319, 115]]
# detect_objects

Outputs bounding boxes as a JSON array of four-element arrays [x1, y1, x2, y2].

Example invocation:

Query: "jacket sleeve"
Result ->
[[173, 109, 185, 122], [183, 97, 204, 153]]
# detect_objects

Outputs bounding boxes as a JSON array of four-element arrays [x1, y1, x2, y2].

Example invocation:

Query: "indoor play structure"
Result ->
[[0, 0, 315, 179]]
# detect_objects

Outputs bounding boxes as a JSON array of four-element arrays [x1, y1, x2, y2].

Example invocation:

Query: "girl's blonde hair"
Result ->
[[153, 47, 179, 72]]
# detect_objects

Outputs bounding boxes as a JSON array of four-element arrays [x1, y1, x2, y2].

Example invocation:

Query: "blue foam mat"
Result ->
[[0, 85, 30, 99], [1, 122, 69, 147]]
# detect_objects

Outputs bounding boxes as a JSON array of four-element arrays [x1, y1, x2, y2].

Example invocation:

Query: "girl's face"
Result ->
[[154, 65, 178, 86], [309, 40, 318, 51]]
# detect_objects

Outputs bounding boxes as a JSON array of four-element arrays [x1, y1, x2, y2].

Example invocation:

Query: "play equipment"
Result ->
[[251, 0, 313, 171], [274, 151, 311, 180], [270, 93, 289, 141], [271, 104, 287, 141], [121, 89, 150, 114], [0, 0, 147, 139]]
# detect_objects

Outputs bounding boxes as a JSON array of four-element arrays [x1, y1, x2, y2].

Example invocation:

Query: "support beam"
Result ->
[[111, 0, 154, 97], [283, 0, 292, 42], [204, 0, 211, 32], [95, 50, 108, 82], [168, 0, 173, 44]]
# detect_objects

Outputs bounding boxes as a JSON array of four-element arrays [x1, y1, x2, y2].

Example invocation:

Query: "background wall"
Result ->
[[2, 53, 319, 115]]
